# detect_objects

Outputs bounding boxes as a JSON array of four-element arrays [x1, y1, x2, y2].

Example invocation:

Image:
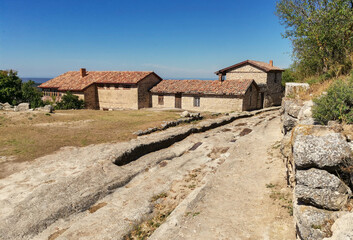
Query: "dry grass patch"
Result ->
[[0, 109, 180, 164]]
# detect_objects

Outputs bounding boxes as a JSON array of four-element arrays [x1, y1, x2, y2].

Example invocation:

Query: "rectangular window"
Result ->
[[158, 95, 164, 105], [274, 73, 278, 83], [193, 96, 200, 107]]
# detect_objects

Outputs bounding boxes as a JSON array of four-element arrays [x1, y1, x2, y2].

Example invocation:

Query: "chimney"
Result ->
[[218, 73, 225, 81], [269, 60, 273, 67], [80, 68, 86, 77]]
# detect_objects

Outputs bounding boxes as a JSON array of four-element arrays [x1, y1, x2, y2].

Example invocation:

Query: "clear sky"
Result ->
[[0, 0, 292, 79]]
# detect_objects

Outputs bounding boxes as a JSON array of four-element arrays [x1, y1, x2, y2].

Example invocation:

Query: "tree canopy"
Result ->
[[276, 0, 353, 78], [22, 80, 44, 108], [0, 70, 22, 105]]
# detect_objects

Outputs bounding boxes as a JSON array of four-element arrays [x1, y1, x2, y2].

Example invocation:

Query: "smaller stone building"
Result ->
[[39, 69, 161, 110], [150, 79, 259, 112], [215, 60, 284, 107]]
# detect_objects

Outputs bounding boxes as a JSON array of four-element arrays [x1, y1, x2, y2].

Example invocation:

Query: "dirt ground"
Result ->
[[0, 109, 180, 178]]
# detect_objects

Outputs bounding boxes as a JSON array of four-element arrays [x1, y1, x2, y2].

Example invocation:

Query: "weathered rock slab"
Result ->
[[294, 203, 343, 240], [293, 132, 352, 170], [324, 212, 353, 240], [296, 169, 352, 210], [283, 113, 298, 134], [298, 100, 314, 125], [14, 103, 30, 112], [285, 82, 310, 97]]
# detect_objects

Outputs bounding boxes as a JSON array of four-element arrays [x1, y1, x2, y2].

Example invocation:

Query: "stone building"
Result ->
[[215, 60, 284, 107], [39, 69, 161, 110], [150, 79, 259, 112]]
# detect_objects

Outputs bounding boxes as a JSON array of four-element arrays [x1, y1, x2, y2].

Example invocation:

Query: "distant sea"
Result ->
[[21, 77, 52, 84]]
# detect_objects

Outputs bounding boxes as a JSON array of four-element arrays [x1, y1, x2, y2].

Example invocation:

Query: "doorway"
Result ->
[[175, 93, 182, 108]]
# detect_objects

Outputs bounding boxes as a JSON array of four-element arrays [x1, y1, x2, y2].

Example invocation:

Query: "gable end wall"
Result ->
[[225, 65, 267, 85], [138, 74, 161, 109]]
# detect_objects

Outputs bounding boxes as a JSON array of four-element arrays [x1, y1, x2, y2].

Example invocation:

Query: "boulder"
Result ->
[[285, 82, 310, 97], [298, 100, 315, 125], [43, 105, 53, 113], [282, 113, 298, 134], [16, 103, 30, 112], [324, 212, 353, 240], [282, 99, 303, 118], [293, 132, 352, 170], [295, 169, 351, 210], [3, 102, 13, 110], [294, 202, 343, 240], [189, 112, 201, 119], [180, 111, 190, 118]]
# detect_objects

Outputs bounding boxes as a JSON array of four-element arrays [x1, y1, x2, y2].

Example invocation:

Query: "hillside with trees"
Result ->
[[276, 0, 353, 81]]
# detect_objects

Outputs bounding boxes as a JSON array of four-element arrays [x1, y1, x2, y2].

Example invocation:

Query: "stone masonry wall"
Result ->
[[226, 65, 267, 84], [280, 95, 353, 240], [242, 82, 259, 111], [181, 94, 244, 112], [225, 65, 283, 108], [84, 84, 99, 109], [152, 94, 176, 109], [98, 85, 138, 110], [152, 94, 245, 112], [138, 74, 161, 109]]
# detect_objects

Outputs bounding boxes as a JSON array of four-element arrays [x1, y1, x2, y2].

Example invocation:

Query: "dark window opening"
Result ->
[[158, 95, 164, 105], [194, 96, 200, 107]]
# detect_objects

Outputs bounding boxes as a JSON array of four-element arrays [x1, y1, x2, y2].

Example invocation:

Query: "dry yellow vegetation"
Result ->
[[0, 109, 181, 163]]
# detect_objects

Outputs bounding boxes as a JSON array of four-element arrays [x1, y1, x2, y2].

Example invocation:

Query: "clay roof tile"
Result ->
[[39, 71, 155, 91]]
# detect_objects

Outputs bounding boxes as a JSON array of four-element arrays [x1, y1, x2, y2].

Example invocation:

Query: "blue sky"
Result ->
[[0, 0, 291, 79]]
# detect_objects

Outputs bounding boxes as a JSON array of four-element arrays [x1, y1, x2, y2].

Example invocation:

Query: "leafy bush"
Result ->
[[312, 79, 353, 124], [55, 91, 84, 110], [21, 80, 44, 108]]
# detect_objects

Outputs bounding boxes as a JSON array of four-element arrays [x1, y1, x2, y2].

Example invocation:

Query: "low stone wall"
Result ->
[[281, 98, 353, 240], [0, 102, 53, 113]]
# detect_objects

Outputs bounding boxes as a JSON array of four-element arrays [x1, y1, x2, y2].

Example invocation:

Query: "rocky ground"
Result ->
[[0, 110, 295, 239]]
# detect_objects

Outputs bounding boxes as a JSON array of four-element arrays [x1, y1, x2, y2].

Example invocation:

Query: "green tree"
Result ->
[[282, 67, 297, 86], [0, 70, 22, 105], [276, 0, 353, 78], [55, 91, 84, 110], [21, 80, 44, 108]]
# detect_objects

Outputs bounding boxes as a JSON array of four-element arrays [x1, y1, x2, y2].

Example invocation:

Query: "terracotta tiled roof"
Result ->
[[39, 71, 157, 91], [150, 79, 256, 96], [215, 60, 284, 74]]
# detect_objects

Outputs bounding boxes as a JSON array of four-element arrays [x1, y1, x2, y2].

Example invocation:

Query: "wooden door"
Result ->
[[175, 93, 182, 108]]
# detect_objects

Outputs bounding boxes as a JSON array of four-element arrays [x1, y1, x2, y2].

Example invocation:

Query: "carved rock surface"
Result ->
[[296, 169, 351, 210]]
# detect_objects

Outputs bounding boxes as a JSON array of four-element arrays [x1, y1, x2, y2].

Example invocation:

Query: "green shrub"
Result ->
[[312, 79, 353, 124], [55, 91, 84, 110]]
